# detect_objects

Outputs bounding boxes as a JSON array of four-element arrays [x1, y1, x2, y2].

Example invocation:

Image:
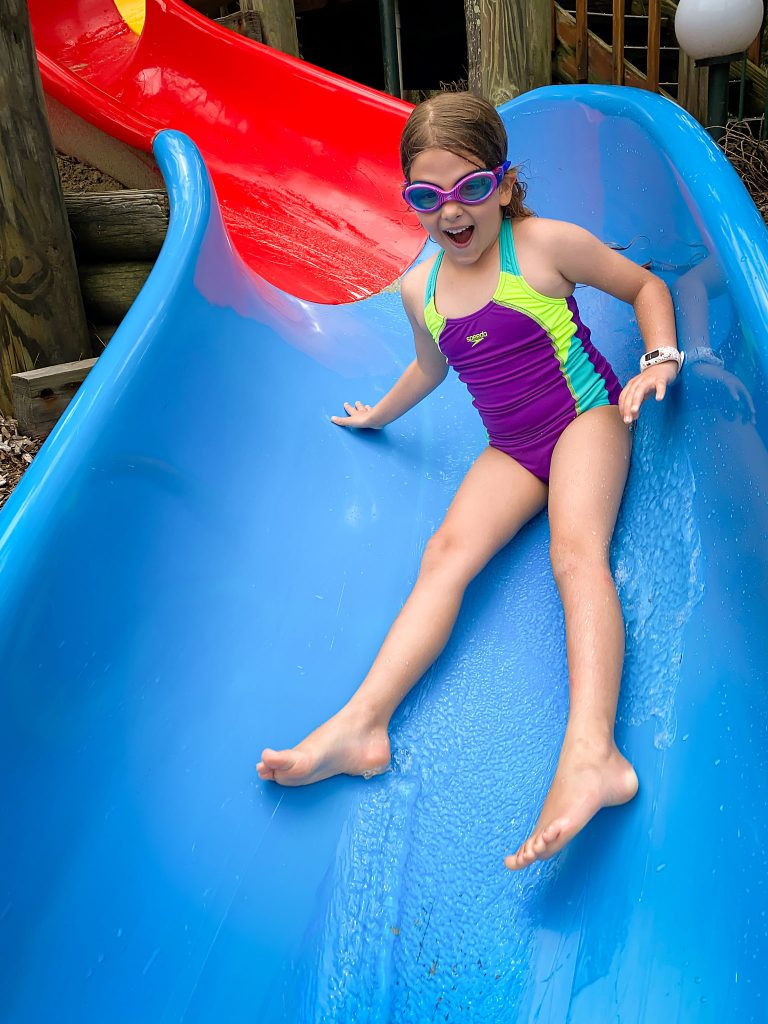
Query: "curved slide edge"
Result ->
[[0, 125, 435, 1022], [0, 128, 210, 567]]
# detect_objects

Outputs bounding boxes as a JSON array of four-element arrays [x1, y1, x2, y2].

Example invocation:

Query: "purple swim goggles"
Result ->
[[402, 161, 511, 213]]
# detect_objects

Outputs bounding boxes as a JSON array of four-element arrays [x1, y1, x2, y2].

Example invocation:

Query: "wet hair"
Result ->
[[400, 92, 533, 220]]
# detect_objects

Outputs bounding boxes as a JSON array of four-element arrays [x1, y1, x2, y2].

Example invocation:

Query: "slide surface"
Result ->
[[28, 0, 423, 303], [4, 6, 768, 1020]]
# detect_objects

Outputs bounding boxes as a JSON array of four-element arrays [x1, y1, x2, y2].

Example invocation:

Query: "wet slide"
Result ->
[[4, 3, 768, 1020], [29, 0, 423, 303]]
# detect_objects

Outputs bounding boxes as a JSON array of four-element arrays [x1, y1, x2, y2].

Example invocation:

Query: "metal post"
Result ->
[[378, 0, 400, 98], [707, 62, 730, 143], [696, 53, 739, 144]]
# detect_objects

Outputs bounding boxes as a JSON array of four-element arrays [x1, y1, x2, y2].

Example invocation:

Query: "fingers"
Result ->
[[619, 377, 655, 423], [330, 401, 373, 427], [619, 369, 675, 423]]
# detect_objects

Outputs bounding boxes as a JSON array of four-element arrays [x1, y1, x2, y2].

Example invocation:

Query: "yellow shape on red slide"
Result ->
[[113, 0, 145, 34]]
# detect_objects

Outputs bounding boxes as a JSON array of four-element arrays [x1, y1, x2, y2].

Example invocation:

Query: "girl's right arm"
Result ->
[[331, 262, 448, 430]]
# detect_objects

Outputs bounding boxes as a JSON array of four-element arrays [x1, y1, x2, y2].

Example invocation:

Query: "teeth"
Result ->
[[445, 226, 470, 235]]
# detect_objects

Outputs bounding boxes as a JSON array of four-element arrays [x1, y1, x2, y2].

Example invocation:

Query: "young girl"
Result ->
[[258, 93, 682, 871]]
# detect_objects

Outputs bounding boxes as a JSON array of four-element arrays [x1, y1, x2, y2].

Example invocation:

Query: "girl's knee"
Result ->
[[549, 537, 612, 586], [421, 529, 476, 582]]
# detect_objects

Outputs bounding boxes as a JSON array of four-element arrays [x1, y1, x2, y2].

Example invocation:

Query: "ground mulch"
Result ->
[[56, 153, 125, 193], [722, 119, 768, 220], [0, 155, 124, 513], [0, 414, 43, 510]]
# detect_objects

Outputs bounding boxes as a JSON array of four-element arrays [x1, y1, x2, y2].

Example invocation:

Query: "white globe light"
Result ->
[[675, 0, 764, 60]]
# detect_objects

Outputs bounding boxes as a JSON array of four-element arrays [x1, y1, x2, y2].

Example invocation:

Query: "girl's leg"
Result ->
[[258, 447, 548, 785], [506, 405, 637, 871]]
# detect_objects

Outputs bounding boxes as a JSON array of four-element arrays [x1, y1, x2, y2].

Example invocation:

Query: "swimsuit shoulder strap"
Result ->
[[423, 250, 447, 343], [498, 217, 522, 277], [424, 249, 445, 310]]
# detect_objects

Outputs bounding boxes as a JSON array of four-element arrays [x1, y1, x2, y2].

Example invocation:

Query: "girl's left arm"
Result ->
[[548, 221, 680, 424]]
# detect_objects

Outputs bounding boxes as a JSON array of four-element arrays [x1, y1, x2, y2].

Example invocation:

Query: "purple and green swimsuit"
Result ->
[[424, 218, 622, 481]]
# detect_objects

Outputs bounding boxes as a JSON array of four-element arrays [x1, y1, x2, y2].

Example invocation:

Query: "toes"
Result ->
[[260, 748, 299, 774], [257, 748, 300, 781], [505, 820, 570, 871], [541, 819, 565, 845], [505, 836, 536, 871], [524, 835, 539, 863], [532, 831, 548, 856], [504, 849, 524, 870]]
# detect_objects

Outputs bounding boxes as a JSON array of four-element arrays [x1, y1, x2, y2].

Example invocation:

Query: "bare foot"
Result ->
[[505, 737, 638, 871], [256, 706, 391, 786]]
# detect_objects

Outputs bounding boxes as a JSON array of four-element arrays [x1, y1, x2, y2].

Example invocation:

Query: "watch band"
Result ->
[[639, 347, 685, 373]]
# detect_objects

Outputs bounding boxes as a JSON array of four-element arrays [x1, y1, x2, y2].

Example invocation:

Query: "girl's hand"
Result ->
[[619, 362, 679, 424], [330, 401, 382, 429]]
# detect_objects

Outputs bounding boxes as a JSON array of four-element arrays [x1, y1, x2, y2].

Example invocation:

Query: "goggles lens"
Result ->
[[407, 185, 442, 212], [456, 174, 496, 203], [402, 162, 510, 213]]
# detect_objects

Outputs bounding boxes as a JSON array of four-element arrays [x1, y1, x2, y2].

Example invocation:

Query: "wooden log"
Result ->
[[12, 357, 97, 438], [465, 0, 551, 105], [78, 263, 153, 324], [238, 0, 299, 57], [0, 0, 91, 416], [64, 190, 169, 262], [217, 10, 263, 42]]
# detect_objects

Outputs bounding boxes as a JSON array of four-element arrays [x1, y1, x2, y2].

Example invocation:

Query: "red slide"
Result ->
[[29, 0, 423, 303]]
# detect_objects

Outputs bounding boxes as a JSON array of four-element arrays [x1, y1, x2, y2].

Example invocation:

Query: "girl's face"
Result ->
[[407, 148, 513, 266]]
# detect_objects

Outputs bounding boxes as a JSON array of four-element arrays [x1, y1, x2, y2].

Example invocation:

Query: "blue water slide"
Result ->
[[2, 86, 767, 1022]]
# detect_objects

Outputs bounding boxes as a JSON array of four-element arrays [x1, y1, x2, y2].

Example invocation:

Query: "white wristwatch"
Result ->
[[639, 347, 685, 373]]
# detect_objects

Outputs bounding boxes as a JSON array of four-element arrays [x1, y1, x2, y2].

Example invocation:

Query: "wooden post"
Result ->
[[677, 51, 709, 124], [612, 0, 625, 86], [646, 0, 661, 92], [238, 0, 299, 57], [0, 0, 91, 416], [575, 0, 589, 83], [748, 3, 765, 66], [465, 0, 552, 105]]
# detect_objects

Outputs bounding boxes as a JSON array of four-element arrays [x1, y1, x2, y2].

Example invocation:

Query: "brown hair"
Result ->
[[400, 92, 534, 220]]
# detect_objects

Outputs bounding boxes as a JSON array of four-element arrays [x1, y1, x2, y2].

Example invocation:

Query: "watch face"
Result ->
[[647, 350, 660, 360]]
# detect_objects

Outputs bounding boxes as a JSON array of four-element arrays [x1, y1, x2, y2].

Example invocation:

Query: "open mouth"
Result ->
[[443, 225, 474, 248]]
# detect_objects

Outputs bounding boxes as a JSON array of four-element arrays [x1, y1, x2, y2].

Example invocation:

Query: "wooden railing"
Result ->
[[555, 1, 667, 95], [567, 0, 662, 90], [554, 0, 768, 122]]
